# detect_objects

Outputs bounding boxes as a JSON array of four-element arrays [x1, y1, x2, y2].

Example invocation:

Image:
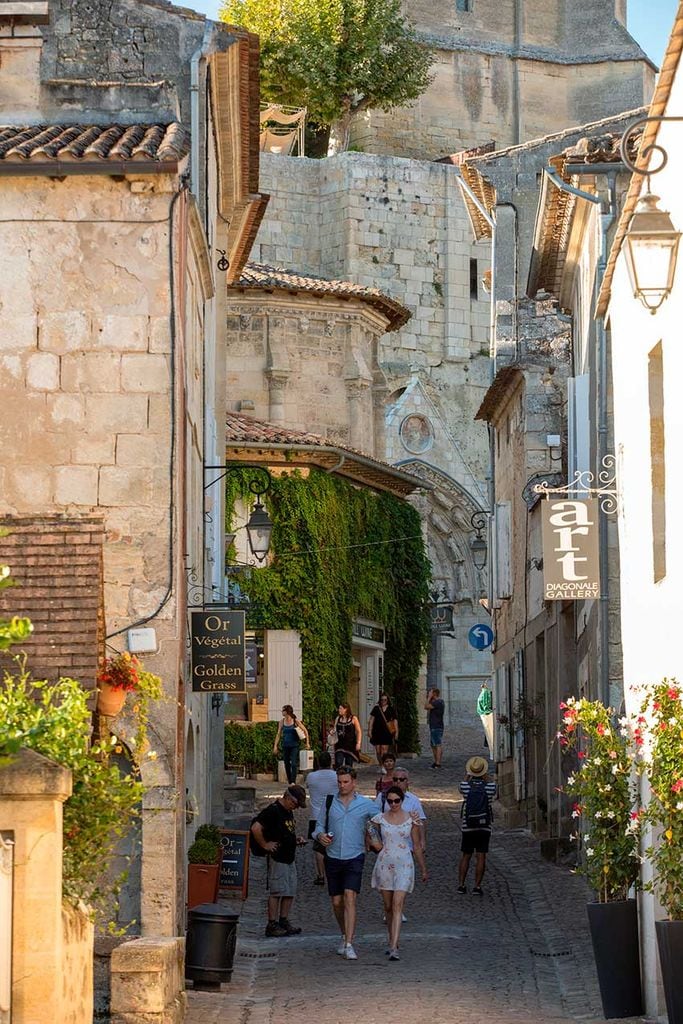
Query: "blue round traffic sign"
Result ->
[[468, 623, 494, 650]]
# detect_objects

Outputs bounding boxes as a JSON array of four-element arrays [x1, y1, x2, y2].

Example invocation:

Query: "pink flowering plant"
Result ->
[[637, 678, 683, 920], [559, 697, 640, 902]]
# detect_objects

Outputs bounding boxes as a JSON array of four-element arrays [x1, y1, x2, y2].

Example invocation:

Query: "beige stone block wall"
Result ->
[[0, 748, 94, 1024], [110, 936, 186, 1024], [61, 903, 95, 1024]]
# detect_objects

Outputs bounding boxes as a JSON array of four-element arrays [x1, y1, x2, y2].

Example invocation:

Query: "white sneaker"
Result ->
[[344, 943, 358, 960], [402, 914, 407, 923], [336, 937, 346, 955]]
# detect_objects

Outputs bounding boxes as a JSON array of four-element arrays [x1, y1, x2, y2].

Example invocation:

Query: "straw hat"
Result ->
[[465, 756, 488, 778]]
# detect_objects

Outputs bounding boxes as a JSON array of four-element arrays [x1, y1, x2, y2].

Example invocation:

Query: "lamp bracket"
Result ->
[[531, 453, 619, 515], [204, 462, 272, 496], [620, 116, 683, 177]]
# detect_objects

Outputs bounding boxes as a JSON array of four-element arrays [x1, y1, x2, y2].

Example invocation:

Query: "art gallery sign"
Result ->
[[541, 499, 601, 600]]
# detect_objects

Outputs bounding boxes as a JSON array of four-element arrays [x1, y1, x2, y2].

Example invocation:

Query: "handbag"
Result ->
[[378, 704, 397, 738], [312, 794, 335, 854], [295, 724, 306, 742]]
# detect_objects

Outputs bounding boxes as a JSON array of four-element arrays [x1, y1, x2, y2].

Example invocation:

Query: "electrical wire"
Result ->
[[105, 185, 185, 640]]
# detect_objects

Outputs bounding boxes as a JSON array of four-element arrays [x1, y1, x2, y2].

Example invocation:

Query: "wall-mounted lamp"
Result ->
[[623, 191, 680, 315], [470, 511, 489, 571]]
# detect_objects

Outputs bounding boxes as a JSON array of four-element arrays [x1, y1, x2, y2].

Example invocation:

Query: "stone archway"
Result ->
[[399, 459, 493, 726]]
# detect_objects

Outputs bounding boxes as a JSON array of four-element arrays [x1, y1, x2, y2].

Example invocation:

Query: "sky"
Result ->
[[183, 0, 679, 68]]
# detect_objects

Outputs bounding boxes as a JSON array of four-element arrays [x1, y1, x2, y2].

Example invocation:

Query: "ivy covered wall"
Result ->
[[226, 469, 431, 752]]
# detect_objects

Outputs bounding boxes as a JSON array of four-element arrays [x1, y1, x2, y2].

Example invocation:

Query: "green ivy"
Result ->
[[226, 469, 431, 751], [225, 721, 278, 773]]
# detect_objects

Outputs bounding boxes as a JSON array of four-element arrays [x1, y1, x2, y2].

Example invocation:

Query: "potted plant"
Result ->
[[559, 697, 642, 1018], [637, 678, 683, 1024], [96, 651, 162, 750], [187, 824, 222, 909]]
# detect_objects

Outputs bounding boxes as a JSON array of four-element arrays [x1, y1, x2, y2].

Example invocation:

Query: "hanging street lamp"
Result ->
[[623, 191, 680, 314], [470, 511, 488, 571], [245, 500, 273, 562]]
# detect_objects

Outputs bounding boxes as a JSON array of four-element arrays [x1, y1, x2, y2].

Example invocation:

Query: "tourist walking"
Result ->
[[306, 751, 338, 885], [368, 693, 398, 763], [424, 687, 445, 768], [374, 766, 427, 851], [273, 705, 309, 784], [312, 766, 378, 960], [333, 702, 362, 769], [477, 681, 494, 753], [458, 755, 497, 895], [250, 784, 308, 936], [375, 751, 397, 795], [371, 785, 428, 960]]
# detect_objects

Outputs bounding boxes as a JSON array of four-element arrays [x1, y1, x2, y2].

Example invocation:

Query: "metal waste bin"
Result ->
[[186, 903, 239, 991]]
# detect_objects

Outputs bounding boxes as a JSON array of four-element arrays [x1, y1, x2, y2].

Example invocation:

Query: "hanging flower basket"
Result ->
[[95, 652, 162, 748], [96, 680, 127, 717]]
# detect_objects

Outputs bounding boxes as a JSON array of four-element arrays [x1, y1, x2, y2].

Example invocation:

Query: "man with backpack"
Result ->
[[458, 756, 497, 896], [250, 784, 307, 936]]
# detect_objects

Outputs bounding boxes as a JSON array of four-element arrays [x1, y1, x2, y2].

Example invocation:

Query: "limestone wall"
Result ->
[[61, 903, 95, 1024], [0, 172, 204, 936], [352, 0, 653, 158], [252, 151, 495, 704]]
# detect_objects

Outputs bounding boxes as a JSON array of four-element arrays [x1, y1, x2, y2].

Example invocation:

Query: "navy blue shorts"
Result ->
[[324, 854, 365, 896]]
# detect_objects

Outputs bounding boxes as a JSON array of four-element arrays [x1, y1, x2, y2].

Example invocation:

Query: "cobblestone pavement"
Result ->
[[187, 721, 649, 1024]]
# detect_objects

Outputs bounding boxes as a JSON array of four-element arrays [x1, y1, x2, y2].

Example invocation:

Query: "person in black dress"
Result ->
[[368, 693, 398, 763], [333, 702, 362, 768]]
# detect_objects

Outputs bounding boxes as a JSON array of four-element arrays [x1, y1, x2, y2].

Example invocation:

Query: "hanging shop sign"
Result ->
[[190, 609, 246, 692], [430, 604, 454, 633], [541, 498, 601, 601]]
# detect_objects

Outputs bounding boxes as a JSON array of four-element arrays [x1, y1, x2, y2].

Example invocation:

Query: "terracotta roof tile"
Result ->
[[0, 122, 189, 164], [224, 413, 428, 497], [235, 262, 411, 332]]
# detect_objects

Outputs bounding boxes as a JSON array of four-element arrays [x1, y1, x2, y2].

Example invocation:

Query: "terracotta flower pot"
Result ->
[[187, 863, 220, 910], [96, 681, 127, 717]]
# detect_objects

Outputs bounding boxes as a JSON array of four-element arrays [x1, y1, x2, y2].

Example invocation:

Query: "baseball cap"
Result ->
[[287, 784, 307, 808]]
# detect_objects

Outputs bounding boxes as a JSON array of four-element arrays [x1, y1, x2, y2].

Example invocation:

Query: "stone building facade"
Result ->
[[0, 0, 266, 992], [353, 0, 654, 159], [252, 153, 495, 721]]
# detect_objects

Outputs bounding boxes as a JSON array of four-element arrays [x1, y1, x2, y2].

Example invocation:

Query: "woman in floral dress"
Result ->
[[370, 786, 428, 960]]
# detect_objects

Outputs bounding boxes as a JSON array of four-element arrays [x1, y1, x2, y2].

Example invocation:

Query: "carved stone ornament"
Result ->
[[239, 314, 252, 331], [399, 414, 434, 454]]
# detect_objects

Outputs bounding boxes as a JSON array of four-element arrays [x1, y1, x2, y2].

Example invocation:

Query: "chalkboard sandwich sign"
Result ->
[[218, 830, 250, 900]]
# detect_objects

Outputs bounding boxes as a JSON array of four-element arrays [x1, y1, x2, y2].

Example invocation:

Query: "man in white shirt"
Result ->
[[374, 766, 427, 851], [306, 751, 338, 884]]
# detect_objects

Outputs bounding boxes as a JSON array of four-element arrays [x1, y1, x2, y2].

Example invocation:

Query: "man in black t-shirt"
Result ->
[[251, 784, 307, 937]]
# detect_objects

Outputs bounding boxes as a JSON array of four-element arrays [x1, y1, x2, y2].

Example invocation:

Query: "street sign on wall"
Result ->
[[430, 604, 454, 633], [468, 623, 494, 650], [541, 498, 601, 601], [190, 609, 246, 692]]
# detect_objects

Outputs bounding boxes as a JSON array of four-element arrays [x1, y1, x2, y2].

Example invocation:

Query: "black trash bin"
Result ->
[[186, 903, 239, 991]]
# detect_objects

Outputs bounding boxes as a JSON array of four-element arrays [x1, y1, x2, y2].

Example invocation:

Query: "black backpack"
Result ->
[[463, 778, 491, 829]]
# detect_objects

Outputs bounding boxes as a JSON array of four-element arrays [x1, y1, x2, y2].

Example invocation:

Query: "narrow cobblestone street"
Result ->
[[187, 722, 644, 1024]]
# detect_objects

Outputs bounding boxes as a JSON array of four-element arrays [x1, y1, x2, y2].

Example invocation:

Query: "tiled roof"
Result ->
[[235, 262, 411, 332], [0, 122, 189, 166], [224, 413, 428, 497]]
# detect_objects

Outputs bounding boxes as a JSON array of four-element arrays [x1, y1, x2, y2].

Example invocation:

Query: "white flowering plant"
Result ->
[[558, 697, 640, 902], [637, 678, 683, 920]]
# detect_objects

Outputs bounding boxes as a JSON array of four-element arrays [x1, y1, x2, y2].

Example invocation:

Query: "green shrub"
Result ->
[[195, 823, 222, 845], [224, 721, 278, 773], [188, 837, 220, 864], [0, 664, 143, 910]]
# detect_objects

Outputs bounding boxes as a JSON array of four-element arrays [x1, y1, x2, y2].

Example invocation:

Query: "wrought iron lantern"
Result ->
[[470, 511, 488, 571], [624, 191, 680, 314], [245, 501, 273, 563]]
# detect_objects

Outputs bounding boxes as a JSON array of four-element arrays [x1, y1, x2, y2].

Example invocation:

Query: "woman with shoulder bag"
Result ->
[[368, 692, 399, 763], [273, 704, 310, 783], [333, 702, 362, 768]]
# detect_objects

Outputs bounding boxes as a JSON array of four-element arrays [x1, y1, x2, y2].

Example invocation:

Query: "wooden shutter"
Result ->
[[264, 630, 303, 721]]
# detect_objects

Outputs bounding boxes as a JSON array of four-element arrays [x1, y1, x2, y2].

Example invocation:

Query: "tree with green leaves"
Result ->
[[220, 0, 434, 152]]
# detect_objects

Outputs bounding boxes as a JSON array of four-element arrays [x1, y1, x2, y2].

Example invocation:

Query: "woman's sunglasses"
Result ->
[[386, 797, 402, 805]]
